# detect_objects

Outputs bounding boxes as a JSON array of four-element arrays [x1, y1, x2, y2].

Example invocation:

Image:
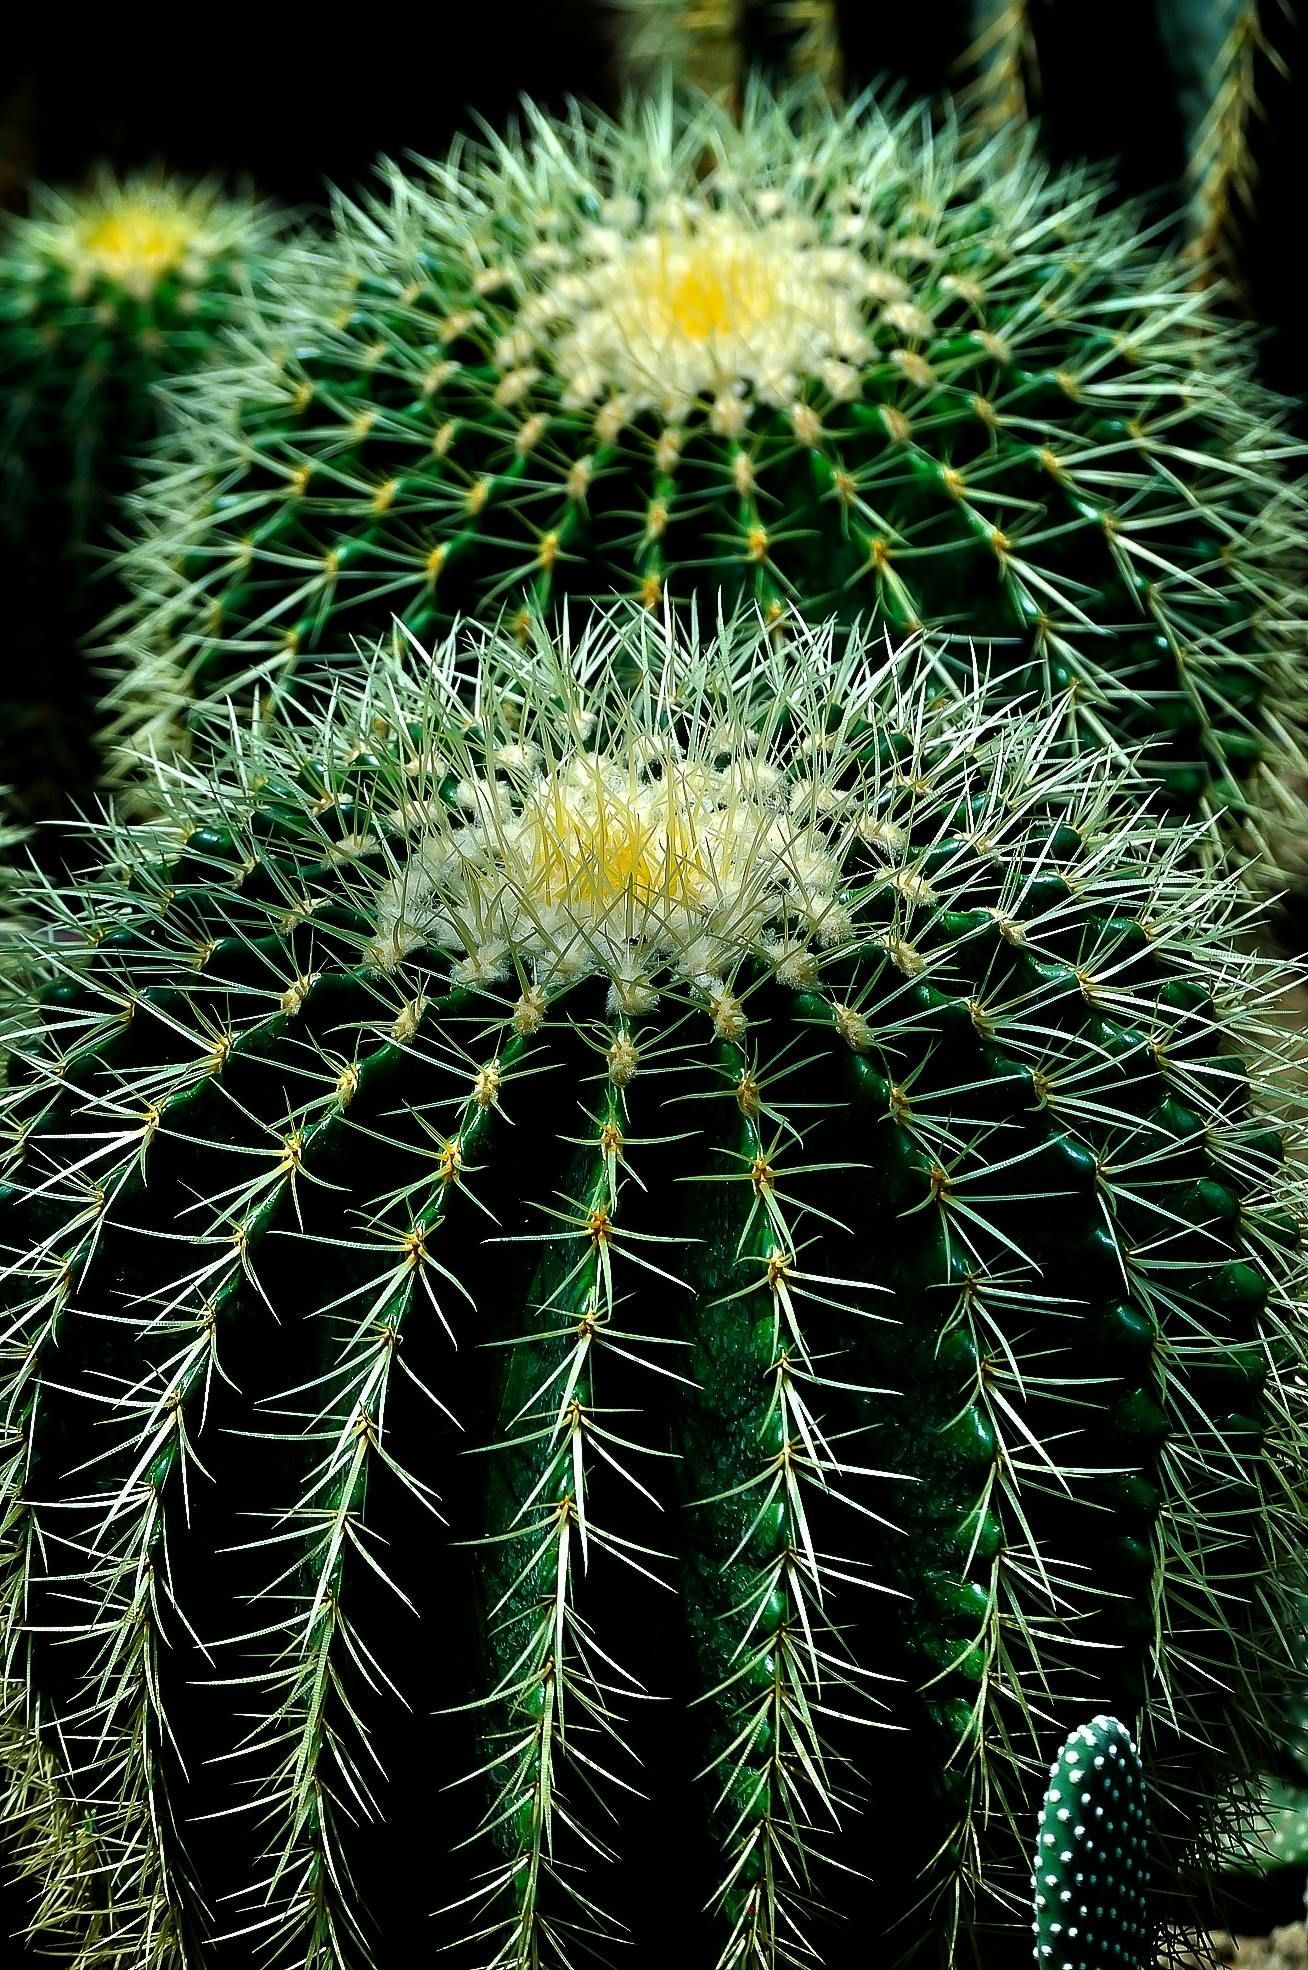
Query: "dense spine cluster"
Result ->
[[105, 87, 1306, 868], [0, 614, 1304, 1970]]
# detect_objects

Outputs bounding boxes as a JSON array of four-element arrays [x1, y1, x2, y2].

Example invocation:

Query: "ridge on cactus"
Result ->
[[104, 83, 1307, 867], [1033, 1715, 1151, 1970], [3, 609, 1308, 1970]]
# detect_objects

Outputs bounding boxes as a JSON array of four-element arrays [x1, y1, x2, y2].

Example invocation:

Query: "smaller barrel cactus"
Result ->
[[1034, 1716, 1151, 1970], [0, 173, 284, 841], [104, 84, 1307, 869], [0, 172, 281, 547]]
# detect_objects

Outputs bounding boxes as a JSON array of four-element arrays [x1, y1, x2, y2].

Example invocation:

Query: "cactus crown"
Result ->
[[43, 178, 223, 299], [3, 170, 268, 300], [3, 612, 1308, 1970], [104, 83, 1306, 863]]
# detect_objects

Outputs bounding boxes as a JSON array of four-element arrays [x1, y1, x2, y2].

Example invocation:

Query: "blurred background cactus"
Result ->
[[0, 174, 283, 861]]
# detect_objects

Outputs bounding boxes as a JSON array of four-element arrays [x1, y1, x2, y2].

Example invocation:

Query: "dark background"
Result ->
[[2, 0, 1305, 1949]]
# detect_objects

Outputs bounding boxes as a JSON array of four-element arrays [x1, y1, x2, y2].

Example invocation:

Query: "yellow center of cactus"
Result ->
[[373, 739, 849, 999], [539, 208, 872, 418], [639, 236, 779, 345], [79, 206, 191, 282], [59, 190, 208, 299], [518, 772, 716, 916]]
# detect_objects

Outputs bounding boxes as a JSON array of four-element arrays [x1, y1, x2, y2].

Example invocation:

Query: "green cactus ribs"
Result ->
[[1034, 1716, 1151, 1970], [2, 613, 1306, 1970], [109, 84, 1306, 860]]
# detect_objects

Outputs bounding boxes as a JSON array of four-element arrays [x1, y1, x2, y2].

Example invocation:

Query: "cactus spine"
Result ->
[[2, 613, 1306, 1970], [105, 87, 1306, 867]]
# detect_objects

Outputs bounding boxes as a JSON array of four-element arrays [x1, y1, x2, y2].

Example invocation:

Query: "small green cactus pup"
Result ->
[[0, 173, 281, 546], [3, 613, 1307, 1970], [108, 86, 1306, 861], [1033, 1716, 1151, 1970]]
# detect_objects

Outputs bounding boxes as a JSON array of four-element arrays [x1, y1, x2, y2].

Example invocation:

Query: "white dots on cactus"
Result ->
[[1034, 1718, 1149, 1970]]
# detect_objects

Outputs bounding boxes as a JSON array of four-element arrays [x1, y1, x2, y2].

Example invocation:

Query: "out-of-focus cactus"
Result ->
[[0, 173, 284, 845]]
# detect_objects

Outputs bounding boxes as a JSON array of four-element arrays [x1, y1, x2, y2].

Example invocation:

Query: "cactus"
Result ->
[[0, 172, 281, 549], [1218, 1625, 1308, 1879], [607, 1, 843, 103], [3, 610, 1307, 1970], [1033, 1715, 1151, 1970], [0, 172, 284, 841], [105, 86, 1306, 872]]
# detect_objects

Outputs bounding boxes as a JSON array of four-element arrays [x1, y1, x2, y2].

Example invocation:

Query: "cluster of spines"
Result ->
[[100, 86, 1307, 876]]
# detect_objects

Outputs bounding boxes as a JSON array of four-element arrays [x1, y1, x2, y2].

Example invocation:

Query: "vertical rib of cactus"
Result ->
[[469, 1026, 667, 1969], [1, 1231, 145, 1968], [960, 3, 1036, 143], [0, 942, 241, 1970], [225, 999, 523, 1968], [2, 857, 464, 1963], [676, 1030, 884, 1970]]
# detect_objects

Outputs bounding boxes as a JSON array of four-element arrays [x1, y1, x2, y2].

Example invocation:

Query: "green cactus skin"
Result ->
[[1033, 1716, 1151, 1970], [0, 174, 285, 840], [105, 87, 1307, 865], [2, 613, 1307, 1970]]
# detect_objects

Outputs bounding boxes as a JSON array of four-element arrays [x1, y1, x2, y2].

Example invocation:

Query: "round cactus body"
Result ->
[[0, 174, 284, 836], [3, 614, 1306, 1970], [0, 173, 281, 547], [107, 87, 1306, 862]]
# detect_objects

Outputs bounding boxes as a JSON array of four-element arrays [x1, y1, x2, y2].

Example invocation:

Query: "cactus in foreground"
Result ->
[[107, 86, 1306, 863], [1033, 1716, 1151, 1969], [3, 612, 1307, 1970], [0, 173, 284, 838]]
